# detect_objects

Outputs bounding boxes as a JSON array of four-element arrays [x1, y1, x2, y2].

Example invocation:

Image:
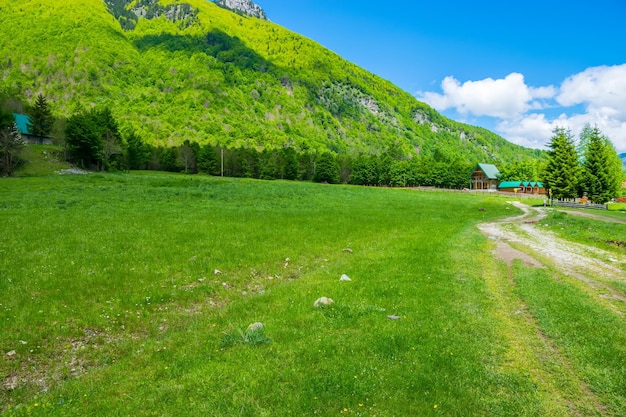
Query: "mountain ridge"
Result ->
[[0, 0, 541, 164]]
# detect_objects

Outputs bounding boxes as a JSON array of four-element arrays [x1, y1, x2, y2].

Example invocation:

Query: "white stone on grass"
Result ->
[[340, 274, 351, 282], [247, 322, 264, 332], [314, 297, 334, 308]]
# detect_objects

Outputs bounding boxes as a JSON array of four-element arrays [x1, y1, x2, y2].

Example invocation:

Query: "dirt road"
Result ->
[[478, 202, 626, 301], [558, 208, 626, 224]]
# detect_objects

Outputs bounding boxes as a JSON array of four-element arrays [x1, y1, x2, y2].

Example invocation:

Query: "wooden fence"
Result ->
[[554, 200, 607, 210], [407, 187, 610, 209], [408, 187, 544, 199]]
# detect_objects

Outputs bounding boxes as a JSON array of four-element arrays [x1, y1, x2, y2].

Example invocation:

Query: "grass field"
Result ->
[[1, 172, 625, 416]]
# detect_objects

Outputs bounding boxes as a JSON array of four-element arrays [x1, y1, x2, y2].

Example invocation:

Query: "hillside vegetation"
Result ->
[[0, 0, 541, 164]]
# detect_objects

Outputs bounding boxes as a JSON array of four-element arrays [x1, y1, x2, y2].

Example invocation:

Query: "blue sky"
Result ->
[[256, 0, 626, 153]]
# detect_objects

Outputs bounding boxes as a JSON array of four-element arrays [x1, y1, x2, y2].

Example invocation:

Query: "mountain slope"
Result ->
[[0, 0, 541, 162]]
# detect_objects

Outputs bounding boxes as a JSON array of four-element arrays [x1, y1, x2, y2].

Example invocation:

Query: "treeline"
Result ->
[[124, 138, 475, 188], [61, 103, 475, 187]]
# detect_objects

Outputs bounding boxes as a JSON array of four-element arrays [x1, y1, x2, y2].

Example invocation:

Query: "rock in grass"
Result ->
[[340, 274, 351, 282], [342, 248, 353, 254], [247, 322, 264, 332], [314, 297, 334, 308], [387, 315, 401, 320]]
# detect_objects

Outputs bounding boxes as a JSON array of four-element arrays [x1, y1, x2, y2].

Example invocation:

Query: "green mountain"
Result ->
[[0, 0, 541, 162]]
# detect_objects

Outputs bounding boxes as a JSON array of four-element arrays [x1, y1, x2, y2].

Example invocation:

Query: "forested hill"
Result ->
[[0, 0, 541, 163]]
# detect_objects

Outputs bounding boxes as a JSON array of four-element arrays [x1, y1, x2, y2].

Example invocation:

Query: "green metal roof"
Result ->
[[498, 181, 524, 189], [498, 181, 545, 189], [475, 163, 500, 179], [527, 182, 545, 188], [12, 113, 31, 135]]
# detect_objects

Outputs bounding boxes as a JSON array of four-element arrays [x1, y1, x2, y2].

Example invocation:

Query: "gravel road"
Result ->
[[478, 202, 626, 300]]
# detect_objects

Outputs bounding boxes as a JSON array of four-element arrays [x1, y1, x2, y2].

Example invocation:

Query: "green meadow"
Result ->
[[1, 173, 626, 416]]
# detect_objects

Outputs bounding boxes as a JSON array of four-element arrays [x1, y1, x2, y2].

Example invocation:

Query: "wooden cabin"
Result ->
[[469, 163, 500, 190]]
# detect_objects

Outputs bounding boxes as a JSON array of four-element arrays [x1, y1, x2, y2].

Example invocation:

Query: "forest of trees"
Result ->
[[43, 98, 475, 187]]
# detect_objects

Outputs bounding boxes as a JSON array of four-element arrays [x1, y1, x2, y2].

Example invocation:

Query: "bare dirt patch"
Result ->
[[492, 240, 544, 269]]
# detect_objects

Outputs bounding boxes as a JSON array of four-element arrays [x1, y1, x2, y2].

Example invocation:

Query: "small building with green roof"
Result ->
[[497, 181, 524, 192], [498, 181, 546, 195], [12, 113, 52, 144], [469, 163, 500, 190]]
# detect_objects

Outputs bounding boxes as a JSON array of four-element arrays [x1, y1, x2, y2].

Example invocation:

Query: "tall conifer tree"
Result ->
[[29, 94, 54, 138], [581, 125, 622, 203], [0, 122, 25, 176], [543, 127, 581, 199]]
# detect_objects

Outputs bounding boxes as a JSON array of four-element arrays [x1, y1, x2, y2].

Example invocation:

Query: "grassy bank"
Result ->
[[1, 173, 625, 416], [542, 210, 626, 256], [15, 145, 69, 177]]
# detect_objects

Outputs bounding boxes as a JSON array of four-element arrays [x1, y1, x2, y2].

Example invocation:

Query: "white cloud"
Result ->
[[416, 64, 626, 152], [496, 112, 626, 152], [557, 64, 626, 118], [418, 73, 556, 119], [495, 114, 557, 149]]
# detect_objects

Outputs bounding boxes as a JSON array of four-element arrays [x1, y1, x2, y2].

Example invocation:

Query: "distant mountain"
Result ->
[[0, 0, 542, 163], [620, 152, 626, 169]]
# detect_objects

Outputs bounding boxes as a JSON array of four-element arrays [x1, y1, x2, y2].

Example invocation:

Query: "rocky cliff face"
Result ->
[[215, 0, 267, 20]]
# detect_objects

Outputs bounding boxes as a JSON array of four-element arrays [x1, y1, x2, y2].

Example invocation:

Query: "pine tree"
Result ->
[[29, 94, 54, 138], [581, 126, 622, 203], [543, 127, 581, 199]]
